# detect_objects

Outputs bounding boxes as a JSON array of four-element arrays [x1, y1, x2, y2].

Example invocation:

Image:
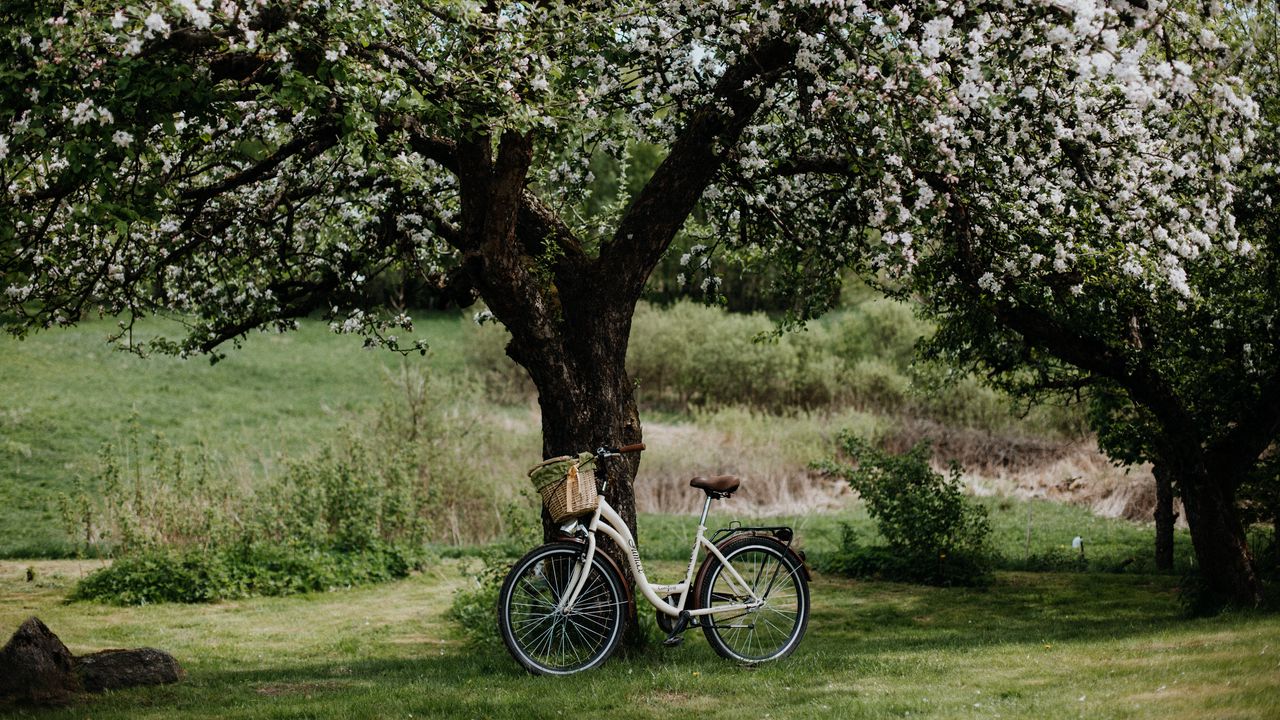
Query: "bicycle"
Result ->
[[497, 443, 810, 675]]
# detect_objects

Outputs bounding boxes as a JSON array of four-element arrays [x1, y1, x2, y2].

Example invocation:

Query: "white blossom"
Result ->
[[143, 12, 170, 38]]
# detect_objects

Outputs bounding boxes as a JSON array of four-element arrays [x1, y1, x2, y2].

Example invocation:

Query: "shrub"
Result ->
[[827, 299, 929, 370], [63, 364, 509, 604], [71, 542, 421, 605], [844, 358, 909, 411], [818, 432, 993, 586]]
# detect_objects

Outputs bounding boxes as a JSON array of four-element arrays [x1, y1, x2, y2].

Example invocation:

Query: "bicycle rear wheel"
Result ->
[[697, 536, 809, 663], [497, 542, 627, 675]]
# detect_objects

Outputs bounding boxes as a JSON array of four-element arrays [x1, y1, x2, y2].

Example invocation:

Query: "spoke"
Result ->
[[705, 546, 805, 661], [518, 579, 556, 609], [528, 616, 559, 660], [515, 614, 555, 645], [503, 550, 623, 672]]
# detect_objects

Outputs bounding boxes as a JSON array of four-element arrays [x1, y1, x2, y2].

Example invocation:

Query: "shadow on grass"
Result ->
[[15, 571, 1273, 720], [813, 571, 1194, 655]]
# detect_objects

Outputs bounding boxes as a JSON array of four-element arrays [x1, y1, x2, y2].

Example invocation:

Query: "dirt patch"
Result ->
[[0, 561, 110, 581], [255, 680, 347, 697]]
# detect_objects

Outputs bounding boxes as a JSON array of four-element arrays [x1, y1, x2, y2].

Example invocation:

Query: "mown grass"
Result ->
[[0, 314, 471, 557], [2, 560, 1277, 719]]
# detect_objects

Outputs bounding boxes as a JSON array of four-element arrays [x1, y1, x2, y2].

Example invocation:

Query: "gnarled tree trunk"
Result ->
[[507, 302, 645, 539], [1176, 468, 1263, 608], [439, 25, 810, 553]]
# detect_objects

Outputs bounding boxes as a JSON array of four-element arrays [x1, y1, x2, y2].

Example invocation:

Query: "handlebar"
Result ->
[[595, 443, 646, 458]]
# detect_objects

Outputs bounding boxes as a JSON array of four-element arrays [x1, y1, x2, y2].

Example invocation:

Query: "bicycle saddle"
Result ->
[[690, 475, 740, 498]]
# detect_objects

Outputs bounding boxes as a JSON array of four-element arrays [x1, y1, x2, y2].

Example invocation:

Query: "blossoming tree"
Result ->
[[2, 1, 1271, 605], [715, 2, 1274, 606]]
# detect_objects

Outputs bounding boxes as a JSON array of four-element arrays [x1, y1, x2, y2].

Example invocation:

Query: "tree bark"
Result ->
[[448, 132, 645, 543], [1153, 463, 1176, 571], [506, 303, 644, 541], [1177, 469, 1263, 608]]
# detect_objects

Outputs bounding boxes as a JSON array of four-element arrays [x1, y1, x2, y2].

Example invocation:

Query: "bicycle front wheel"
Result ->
[[497, 542, 627, 675], [697, 536, 809, 663]]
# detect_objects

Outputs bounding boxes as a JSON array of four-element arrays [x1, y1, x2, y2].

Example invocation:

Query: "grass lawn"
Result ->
[[2, 560, 1277, 719]]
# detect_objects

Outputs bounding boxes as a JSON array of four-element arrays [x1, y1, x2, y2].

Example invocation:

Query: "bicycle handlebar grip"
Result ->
[[618, 443, 646, 453]]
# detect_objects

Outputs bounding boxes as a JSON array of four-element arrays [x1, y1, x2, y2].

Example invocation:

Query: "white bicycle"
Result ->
[[497, 444, 811, 675]]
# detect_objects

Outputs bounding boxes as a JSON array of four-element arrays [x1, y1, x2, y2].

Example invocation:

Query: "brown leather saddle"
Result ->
[[689, 475, 740, 499]]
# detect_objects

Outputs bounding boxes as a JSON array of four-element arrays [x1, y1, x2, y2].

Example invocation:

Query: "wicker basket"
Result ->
[[540, 464, 599, 523], [528, 454, 599, 523]]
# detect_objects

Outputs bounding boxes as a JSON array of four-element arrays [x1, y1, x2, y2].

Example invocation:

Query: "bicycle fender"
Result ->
[[692, 533, 811, 606]]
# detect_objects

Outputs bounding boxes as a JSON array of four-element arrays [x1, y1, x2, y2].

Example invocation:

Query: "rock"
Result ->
[[76, 648, 185, 692], [0, 618, 185, 707], [0, 617, 81, 706]]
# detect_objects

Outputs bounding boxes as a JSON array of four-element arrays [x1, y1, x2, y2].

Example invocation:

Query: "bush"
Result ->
[[63, 364, 511, 604], [71, 542, 421, 605], [827, 299, 929, 370], [818, 432, 993, 586]]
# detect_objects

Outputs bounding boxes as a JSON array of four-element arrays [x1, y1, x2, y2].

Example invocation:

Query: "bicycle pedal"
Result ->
[[662, 635, 685, 647]]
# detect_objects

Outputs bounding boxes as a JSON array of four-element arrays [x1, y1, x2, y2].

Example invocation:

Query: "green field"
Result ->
[[0, 314, 471, 556], [2, 313, 1187, 568], [3, 560, 1278, 719]]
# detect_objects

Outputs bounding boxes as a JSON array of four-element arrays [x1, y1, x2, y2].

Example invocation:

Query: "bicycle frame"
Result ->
[[556, 495, 762, 619]]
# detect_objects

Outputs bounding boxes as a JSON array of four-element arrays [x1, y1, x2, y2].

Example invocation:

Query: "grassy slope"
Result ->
[[2, 560, 1277, 719], [0, 315, 470, 556], [3, 314, 1196, 570]]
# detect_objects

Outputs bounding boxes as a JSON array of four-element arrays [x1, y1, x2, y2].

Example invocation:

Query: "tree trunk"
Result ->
[[506, 303, 644, 542], [1153, 464, 1176, 571], [505, 301, 646, 645], [1177, 470, 1263, 608]]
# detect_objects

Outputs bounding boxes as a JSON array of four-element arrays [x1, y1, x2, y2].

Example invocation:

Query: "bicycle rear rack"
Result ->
[[710, 522, 794, 546]]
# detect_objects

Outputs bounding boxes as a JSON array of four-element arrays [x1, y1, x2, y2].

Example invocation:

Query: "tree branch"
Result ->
[[598, 17, 817, 302], [180, 125, 338, 204]]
